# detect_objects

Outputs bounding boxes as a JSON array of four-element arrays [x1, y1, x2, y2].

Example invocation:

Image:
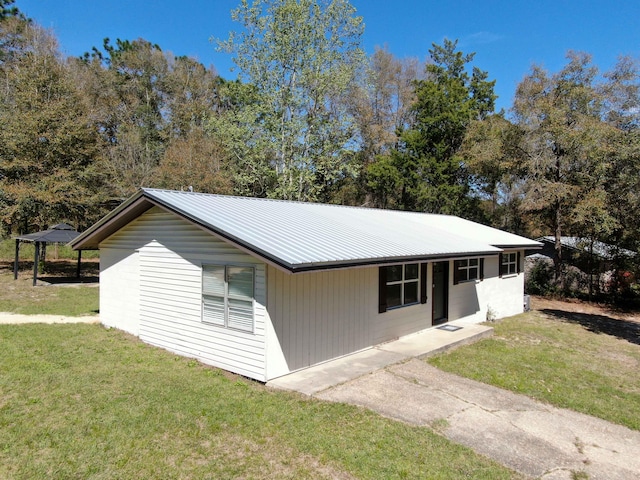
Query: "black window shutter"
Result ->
[[480, 258, 484, 280], [378, 267, 387, 313], [453, 260, 460, 285], [499, 253, 504, 277], [420, 263, 427, 304], [517, 251, 521, 274]]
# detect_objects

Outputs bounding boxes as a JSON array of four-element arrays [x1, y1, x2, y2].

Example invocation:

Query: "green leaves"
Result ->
[[0, 19, 105, 232], [370, 39, 495, 217], [218, 0, 365, 202]]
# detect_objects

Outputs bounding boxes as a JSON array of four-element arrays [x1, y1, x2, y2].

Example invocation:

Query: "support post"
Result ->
[[14, 239, 19, 280], [76, 250, 82, 279], [32, 242, 39, 286]]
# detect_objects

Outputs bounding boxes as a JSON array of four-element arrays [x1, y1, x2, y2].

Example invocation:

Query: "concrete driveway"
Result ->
[[317, 359, 640, 480]]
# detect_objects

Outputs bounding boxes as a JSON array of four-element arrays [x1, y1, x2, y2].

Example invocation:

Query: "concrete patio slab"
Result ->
[[267, 348, 407, 395], [267, 321, 493, 395]]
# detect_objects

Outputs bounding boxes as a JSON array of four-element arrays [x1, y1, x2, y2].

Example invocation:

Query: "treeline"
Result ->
[[1, 0, 639, 284]]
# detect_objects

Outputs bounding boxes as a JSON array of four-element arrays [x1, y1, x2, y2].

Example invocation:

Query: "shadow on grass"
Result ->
[[541, 308, 640, 345], [1, 260, 99, 279], [38, 276, 99, 285]]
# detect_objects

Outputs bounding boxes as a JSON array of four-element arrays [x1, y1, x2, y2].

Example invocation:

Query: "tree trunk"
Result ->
[[554, 200, 563, 282]]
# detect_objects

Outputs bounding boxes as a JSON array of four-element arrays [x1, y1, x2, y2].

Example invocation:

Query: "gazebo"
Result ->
[[13, 223, 83, 286]]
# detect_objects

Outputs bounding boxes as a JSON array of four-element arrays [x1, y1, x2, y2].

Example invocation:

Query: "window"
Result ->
[[453, 258, 484, 284], [379, 263, 427, 313], [203, 265, 254, 332], [500, 252, 521, 277]]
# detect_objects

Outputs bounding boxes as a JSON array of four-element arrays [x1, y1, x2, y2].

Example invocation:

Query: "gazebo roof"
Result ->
[[15, 223, 80, 244]]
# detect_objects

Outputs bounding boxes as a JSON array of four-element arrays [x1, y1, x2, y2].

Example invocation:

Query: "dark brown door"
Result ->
[[432, 261, 448, 325]]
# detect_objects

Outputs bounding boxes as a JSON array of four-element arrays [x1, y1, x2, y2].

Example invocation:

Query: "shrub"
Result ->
[[525, 259, 555, 295]]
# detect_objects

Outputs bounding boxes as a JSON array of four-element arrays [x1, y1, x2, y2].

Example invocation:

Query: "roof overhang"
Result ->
[[495, 243, 542, 250], [70, 191, 154, 250]]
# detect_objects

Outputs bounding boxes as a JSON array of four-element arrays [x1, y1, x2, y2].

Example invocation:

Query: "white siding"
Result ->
[[448, 251, 525, 323], [100, 207, 268, 381], [265, 264, 433, 379], [266, 266, 380, 378], [265, 254, 525, 379], [100, 248, 139, 335]]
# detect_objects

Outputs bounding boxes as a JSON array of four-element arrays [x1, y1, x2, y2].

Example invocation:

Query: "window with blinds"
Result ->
[[202, 265, 254, 333]]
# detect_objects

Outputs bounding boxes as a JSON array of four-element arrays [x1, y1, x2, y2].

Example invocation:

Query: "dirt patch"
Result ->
[[531, 295, 640, 345], [531, 295, 640, 322]]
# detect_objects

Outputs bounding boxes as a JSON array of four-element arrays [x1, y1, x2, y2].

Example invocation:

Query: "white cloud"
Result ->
[[461, 31, 504, 46]]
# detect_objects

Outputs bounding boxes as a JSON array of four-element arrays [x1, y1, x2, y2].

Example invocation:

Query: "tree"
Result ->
[[369, 39, 496, 216], [348, 47, 420, 206], [162, 55, 224, 138], [461, 113, 528, 233], [218, 0, 365, 201], [0, 19, 105, 232], [600, 56, 640, 284], [206, 80, 277, 197], [0, 0, 24, 20], [512, 52, 618, 280], [76, 39, 169, 199], [351, 47, 420, 164]]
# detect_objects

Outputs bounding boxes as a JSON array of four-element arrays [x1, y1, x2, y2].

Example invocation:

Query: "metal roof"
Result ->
[[71, 189, 542, 272], [15, 223, 80, 244], [538, 236, 636, 259]]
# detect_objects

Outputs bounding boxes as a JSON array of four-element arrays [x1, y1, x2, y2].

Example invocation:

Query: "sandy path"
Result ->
[[0, 312, 99, 324]]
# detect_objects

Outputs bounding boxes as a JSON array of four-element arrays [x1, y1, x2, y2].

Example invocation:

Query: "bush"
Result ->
[[525, 259, 555, 295]]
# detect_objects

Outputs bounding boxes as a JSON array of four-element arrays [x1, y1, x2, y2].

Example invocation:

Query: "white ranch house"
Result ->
[[71, 189, 541, 382]]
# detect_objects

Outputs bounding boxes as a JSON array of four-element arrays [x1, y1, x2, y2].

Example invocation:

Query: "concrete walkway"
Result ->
[[267, 321, 493, 395], [0, 312, 99, 324], [269, 322, 640, 479]]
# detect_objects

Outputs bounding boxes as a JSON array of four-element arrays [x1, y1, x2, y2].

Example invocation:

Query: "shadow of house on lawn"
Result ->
[[541, 309, 640, 345]]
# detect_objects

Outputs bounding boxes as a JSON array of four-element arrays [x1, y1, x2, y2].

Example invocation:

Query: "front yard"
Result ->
[[0, 323, 518, 479], [429, 297, 640, 430]]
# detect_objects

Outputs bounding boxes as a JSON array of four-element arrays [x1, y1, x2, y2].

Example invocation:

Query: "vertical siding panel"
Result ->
[[282, 274, 295, 361], [291, 274, 298, 366], [303, 273, 312, 366], [319, 271, 327, 362], [314, 272, 322, 366], [269, 263, 460, 375]]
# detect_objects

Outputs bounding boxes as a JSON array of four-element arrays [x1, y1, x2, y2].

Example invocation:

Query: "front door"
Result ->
[[432, 261, 448, 325]]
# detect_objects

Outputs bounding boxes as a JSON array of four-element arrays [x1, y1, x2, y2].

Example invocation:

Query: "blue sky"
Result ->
[[18, 0, 640, 112]]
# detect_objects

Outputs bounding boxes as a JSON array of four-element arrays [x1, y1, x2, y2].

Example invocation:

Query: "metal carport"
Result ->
[[13, 223, 82, 286]]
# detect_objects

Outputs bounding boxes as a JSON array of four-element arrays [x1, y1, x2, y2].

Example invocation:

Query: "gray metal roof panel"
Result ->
[[16, 228, 80, 244], [142, 189, 514, 268], [72, 188, 541, 270], [539, 236, 635, 259]]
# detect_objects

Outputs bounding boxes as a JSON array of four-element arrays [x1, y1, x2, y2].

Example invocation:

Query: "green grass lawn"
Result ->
[[0, 324, 520, 479], [428, 308, 640, 431], [0, 268, 99, 316]]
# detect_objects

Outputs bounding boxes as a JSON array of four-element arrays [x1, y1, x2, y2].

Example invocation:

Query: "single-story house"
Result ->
[[71, 188, 541, 382]]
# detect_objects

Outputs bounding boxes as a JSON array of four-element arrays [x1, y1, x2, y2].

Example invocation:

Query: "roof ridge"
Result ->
[[141, 188, 451, 217]]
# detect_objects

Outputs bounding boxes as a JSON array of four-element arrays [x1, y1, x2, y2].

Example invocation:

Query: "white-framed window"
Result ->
[[500, 252, 520, 277], [383, 263, 419, 309], [453, 258, 484, 284], [202, 265, 254, 333]]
